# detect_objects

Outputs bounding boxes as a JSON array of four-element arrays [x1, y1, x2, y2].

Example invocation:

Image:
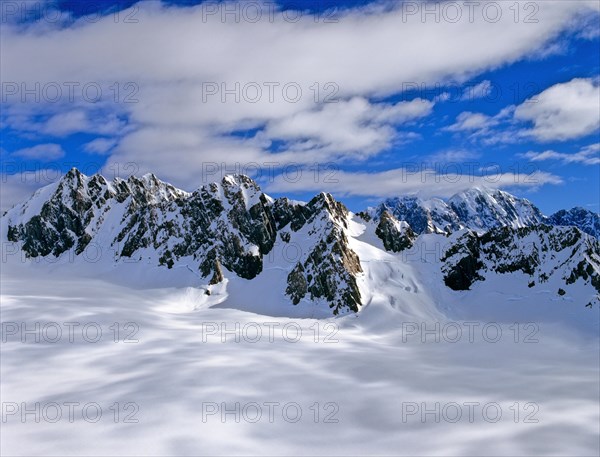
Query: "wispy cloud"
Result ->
[[83, 138, 118, 155], [460, 80, 493, 101], [445, 78, 600, 145], [266, 166, 563, 199], [522, 143, 600, 166], [427, 149, 481, 162], [11, 143, 65, 161], [1, 1, 597, 189], [444, 111, 498, 133], [514, 78, 600, 142]]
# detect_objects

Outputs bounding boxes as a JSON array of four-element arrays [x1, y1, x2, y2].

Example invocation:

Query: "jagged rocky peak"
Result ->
[[222, 173, 260, 189], [122, 172, 189, 204], [369, 194, 461, 234], [270, 191, 363, 315], [6, 168, 111, 257], [215, 173, 259, 192], [202, 174, 262, 202], [306, 192, 350, 226], [548, 207, 600, 239], [47, 167, 187, 209], [368, 187, 546, 235], [375, 210, 416, 252], [448, 187, 545, 231], [3, 169, 366, 315], [53, 167, 113, 207], [60, 166, 85, 185], [285, 221, 363, 316], [152, 175, 279, 280], [269, 192, 363, 315], [272, 192, 351, 234], [441, 224, 600, 301]]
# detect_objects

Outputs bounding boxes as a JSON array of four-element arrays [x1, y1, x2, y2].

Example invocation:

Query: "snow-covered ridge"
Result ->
[[548, 207, 600, 239], [365, 187, 598, 238], [440, 225, 600, 302], [366, 187, 544, 234], [3, 168, 189, 225], [2, 169, 599, 315], [1, 169, 365, 315]]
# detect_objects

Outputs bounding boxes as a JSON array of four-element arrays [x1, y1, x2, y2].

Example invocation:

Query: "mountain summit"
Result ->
[[2, 169, 599, 315]]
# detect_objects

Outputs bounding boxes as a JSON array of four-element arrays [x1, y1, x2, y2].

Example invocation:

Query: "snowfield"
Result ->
[[1, 174, 599, 455], [1, 250, 599, 456]]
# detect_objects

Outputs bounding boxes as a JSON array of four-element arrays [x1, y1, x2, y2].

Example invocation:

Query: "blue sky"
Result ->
[[1, 0, 599, 214]]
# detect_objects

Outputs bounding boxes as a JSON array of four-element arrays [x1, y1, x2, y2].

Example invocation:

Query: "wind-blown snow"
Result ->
[[1, 260, 598, 456], [1, 174, 599, 455]]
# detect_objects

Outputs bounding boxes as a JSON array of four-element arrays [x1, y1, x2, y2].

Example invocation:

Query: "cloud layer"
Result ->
[[1, 0, 598, 198]]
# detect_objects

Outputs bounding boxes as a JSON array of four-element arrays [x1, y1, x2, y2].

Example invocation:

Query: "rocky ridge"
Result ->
[[3, 169, 599, 314]]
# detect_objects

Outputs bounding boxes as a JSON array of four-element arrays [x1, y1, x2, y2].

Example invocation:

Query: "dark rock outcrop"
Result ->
[[375, 210, 416, 252]]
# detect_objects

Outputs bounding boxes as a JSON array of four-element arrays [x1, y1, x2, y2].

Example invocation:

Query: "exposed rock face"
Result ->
[[441, 231, 484, 290], [369, 188, 546, 235], [370, 195, 461, 234], [282, 193, 363, 315], [4, 169, 599, 314], [209, 259, 224, 285], [441, 225, 600, 293], [448, 188, 545, 233], [375, 210, 416, 252], [162, 175, 279, 280], [286, 263, 308, 304], [289, 228, 362, 315], [7, 169, 189, 258], [548, 207, 600, 239], [3, 169, 364, 315]]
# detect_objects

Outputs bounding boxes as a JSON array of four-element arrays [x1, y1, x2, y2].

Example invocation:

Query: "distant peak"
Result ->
[[141, 172, 158, 181], [453, 186, 495, 197], [65, 167, 84, 178], [222, 173, 252, 182], [59, 167, 88, 188], [221, 174, 261, 190]]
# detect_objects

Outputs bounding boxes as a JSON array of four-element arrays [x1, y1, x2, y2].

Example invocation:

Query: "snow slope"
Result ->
[[1, 260, 598, 456], [1, 171, 599, 455]]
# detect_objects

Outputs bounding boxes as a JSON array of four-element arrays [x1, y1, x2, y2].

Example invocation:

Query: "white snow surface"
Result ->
[[1, 211, 599, 455]]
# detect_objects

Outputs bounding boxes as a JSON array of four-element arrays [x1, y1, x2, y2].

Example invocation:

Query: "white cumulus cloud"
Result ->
[[514, 78, 600, 142], [11, 143, 65, 161]]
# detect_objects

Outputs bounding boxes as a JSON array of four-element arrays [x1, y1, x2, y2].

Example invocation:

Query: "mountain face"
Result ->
[[3, 169, 363, 315], [365, 196, 461, 234], [441, 225, 600, 298], [4, 170, 189, 258], [283, 193, 363, 314], [367, 188, 546, 235], [367, 188, 600, 240], [374, 210, 416, 252], [2, 169, 599, 315], [548, 207, 600, 239], [448, 188, 547, 232]]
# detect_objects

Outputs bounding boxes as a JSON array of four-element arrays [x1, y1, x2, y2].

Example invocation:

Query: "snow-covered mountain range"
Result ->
[[365, 190, 600, 237], [2, 168, 599, 315]]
